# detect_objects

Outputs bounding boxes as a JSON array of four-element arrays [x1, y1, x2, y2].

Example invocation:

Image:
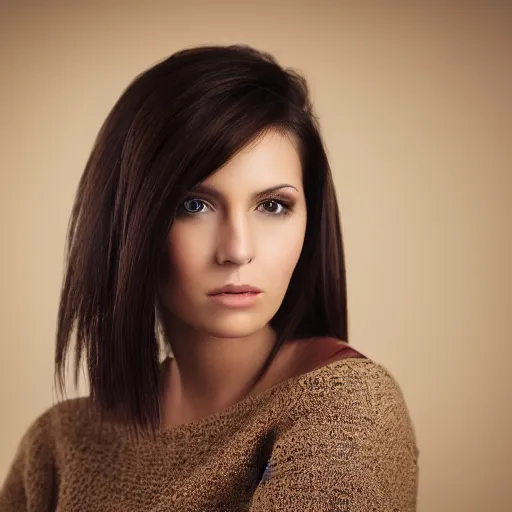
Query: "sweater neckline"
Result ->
[[155, 356, 368, 439]]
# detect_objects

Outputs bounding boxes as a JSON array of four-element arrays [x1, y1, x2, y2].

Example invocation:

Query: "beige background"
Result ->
[[1, 1, 511, 510]]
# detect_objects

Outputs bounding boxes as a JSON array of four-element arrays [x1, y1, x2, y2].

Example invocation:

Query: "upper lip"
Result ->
[[208, 284, 262, 295]]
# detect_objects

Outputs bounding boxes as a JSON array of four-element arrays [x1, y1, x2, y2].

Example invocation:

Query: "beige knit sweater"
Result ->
[[0, 358, 419, 511]]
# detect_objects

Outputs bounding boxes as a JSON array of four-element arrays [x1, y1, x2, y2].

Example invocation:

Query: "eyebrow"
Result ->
[[190, 183, 299, 202]]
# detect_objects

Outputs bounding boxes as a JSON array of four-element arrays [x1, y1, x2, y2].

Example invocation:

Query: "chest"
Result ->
[[54, 413, 276, 511]]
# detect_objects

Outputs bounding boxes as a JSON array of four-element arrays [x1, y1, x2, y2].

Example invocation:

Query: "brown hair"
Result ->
[[55, 44, 349, 436]]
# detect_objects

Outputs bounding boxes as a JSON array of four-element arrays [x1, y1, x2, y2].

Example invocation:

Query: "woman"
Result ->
[[0, 44, 419, 511]]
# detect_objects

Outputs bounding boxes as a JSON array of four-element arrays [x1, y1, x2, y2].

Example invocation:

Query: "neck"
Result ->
[[159, 323, 279, 425]]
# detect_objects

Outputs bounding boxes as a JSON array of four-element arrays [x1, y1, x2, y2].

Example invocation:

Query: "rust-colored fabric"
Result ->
[[0, 358, 419, 511]]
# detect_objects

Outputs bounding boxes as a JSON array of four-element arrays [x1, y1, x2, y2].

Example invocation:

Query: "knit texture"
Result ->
[[0, 358, 419, 511]]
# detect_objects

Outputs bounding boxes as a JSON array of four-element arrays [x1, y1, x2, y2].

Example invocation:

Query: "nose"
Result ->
[[214, 213, 254, 266]]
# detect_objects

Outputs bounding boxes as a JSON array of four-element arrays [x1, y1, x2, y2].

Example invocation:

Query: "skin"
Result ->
[[156, 128, 309, 426]]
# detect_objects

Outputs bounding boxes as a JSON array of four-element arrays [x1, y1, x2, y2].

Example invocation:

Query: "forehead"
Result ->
[[202, 130, 302, 191]]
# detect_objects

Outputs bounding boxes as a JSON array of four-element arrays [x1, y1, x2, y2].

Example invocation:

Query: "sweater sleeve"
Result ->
[[248, 363, 419, 511], [0, 410, 56, 512]]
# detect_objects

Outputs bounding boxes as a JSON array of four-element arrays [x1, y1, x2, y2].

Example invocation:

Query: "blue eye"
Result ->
[[182, 198, 208, 214]]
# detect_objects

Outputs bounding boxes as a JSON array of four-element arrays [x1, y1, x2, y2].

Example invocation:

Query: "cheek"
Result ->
[[166, 224, 210, 288], [261, 219, 306, 284]]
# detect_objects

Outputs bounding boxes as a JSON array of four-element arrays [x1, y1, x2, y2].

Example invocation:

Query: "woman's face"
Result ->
[[158, 129, 307, 339]]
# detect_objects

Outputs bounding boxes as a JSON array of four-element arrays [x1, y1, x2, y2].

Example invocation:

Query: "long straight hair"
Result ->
[[54, 44, 348, 436]]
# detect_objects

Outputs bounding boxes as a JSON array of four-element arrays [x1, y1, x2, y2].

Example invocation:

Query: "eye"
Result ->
[[182, 198, 210, 214], [258, 199, 289, 215], [178, 197, 291, 217]]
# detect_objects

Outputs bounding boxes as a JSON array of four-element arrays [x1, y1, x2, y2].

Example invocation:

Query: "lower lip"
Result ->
[[209, 292, 261, 308]]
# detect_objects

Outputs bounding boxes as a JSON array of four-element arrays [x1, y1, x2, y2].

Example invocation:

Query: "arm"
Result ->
[[249, 363, 419, 511], [0, 411, 56, 512]]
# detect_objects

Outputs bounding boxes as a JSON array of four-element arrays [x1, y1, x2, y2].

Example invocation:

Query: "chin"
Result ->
[[201, 315, 270, 339]]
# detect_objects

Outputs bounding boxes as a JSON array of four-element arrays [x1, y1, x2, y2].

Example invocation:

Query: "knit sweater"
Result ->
[[0, 358, 419, 511]]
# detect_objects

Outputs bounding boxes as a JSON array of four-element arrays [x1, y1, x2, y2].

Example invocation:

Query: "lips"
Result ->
[[208, 284, 262, 295], [207, 286, 262, 308]]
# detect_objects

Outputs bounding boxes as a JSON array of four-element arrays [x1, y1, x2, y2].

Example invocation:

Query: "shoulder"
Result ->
[[0, 397, 93, 508], [290, 336, 367, 374], [271, 353, 419, 462], [286, 348, 416, 437], [252, 354, 419, 510], [15, 396, 98, 455], [7, 396, 123, 483], [33, 396, 94, 429], [291, 337, 406, 404], [285, 336, 376, 401], [289, 354, 391, 411]]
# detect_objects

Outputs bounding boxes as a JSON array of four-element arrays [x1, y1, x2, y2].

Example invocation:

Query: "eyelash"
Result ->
[[178, 196, 293, 217]]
